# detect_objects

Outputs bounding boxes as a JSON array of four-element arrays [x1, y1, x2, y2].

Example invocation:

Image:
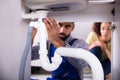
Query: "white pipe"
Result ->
[[36, 10, 104, 80], [38, 19, 63, 71], [55, 47, 104, 80], [37, 10, 48, 52], [35, 11, 63, 71]]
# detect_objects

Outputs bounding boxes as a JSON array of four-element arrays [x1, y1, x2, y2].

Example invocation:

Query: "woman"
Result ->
[[86, 22, 111, 79]]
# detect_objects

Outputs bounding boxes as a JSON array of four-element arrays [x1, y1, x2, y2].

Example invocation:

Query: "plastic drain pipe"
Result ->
[[28, 11, 104, 80], [39, 27, 104, 80], [55, 47, 104, 80], [37, 16, 104, 80], [38, 20, 104, 80], [37, 13, 63, 71]]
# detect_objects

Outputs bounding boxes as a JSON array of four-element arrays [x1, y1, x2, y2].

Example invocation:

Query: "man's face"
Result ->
[[58, 22, 75, 40]]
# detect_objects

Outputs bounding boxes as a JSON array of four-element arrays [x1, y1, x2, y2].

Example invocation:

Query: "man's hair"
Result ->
[[58, 22, 74, 24]]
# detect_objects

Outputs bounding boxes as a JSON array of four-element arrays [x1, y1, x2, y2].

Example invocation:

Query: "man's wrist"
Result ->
[[52, 39, 65, 48]]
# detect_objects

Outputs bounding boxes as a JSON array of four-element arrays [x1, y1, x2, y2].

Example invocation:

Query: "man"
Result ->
[[32, 18, 88, 80]]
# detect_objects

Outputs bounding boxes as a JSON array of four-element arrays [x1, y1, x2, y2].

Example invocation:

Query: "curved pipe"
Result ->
[[55, 47, 104, 80], [40, 50, 63, 71], [37, 11, 63, 71], [27, 10, 104, 80], [40, 47, 104, 80], [37, 12, 104, 79]]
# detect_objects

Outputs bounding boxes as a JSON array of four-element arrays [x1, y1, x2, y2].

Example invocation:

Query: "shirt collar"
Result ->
[[65, 35, 74, 43]]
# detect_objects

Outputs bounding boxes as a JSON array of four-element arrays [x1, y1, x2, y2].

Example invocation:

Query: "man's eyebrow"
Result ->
[[58, 23, 62, 25]]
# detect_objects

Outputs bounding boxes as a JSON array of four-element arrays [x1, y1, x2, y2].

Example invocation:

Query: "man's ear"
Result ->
[[71, 25, 75, 31]]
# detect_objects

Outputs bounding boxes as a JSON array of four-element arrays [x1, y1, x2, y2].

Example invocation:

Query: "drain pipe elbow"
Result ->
[[55, 47, 104, 80], [40, 50, 62, 71]]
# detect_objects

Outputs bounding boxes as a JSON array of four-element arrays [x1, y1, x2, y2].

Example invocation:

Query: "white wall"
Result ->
[[48, 3, 114, 40], [0, 0, 30, 80]]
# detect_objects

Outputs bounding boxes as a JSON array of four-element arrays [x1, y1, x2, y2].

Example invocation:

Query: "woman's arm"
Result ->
[[104, 45, 111, 61], [88, 40, 111, 61], [96, 41, 111, 61], [87, 40, 101, 50]]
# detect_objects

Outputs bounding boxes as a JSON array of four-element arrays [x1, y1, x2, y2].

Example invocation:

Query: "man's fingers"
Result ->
[[44, 18, 58, 29], [43, 18, 51, 31]]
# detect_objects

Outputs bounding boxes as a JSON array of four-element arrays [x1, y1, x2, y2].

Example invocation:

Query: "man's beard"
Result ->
[[58, 33, 70, 41]]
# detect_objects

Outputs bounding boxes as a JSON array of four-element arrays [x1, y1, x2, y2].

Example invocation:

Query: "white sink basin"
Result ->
[[23, 0, 88, 11]]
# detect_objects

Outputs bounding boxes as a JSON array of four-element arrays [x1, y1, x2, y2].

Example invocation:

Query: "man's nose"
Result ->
[[60, 27, 66, 32]]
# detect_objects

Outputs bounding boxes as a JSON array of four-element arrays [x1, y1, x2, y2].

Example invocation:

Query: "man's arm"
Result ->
[[66, 39, 88, 50]]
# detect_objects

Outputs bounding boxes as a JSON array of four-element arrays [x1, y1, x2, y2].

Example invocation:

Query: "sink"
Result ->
[[23, 0, 88, 12]]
